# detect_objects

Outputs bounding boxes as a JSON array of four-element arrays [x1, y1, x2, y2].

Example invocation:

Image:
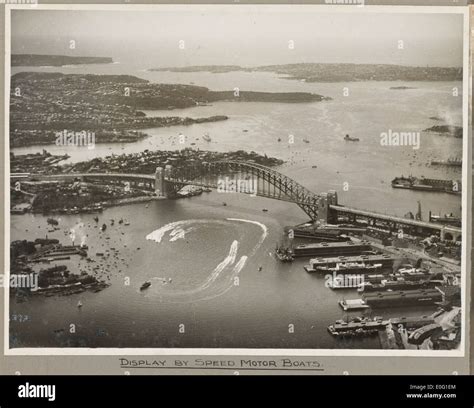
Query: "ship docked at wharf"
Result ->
[[304, 253, 397, 274], [430, 157, 462, 167], [276, 240, 373, 261], [358, 278, 443, 293], [327, 315, 435, 338], [337, 275, 460, 309], [428, 211, 461, 227], [272, 214, 462, 349], [391, 175, 461, 194], [293, 240, 373, 258]]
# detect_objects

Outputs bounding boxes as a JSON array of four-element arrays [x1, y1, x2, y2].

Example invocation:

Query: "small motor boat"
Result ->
[[140, 281, 151, 291]]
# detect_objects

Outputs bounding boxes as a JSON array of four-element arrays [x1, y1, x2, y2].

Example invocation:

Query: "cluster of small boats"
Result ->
[[275, 245, 295, 262]]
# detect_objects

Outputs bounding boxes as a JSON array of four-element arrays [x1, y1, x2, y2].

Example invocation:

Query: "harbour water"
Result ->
[[9, 63, 462, 349]]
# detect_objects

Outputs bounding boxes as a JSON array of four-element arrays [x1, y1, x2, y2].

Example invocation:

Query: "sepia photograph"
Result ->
[[4, 4, 469, 355]]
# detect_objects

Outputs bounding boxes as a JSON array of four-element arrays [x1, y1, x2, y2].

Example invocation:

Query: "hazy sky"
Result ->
[[11, 7, 464, 67]]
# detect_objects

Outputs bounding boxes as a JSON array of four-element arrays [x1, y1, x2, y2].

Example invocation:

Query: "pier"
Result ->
[[362, 289, 443, 307]]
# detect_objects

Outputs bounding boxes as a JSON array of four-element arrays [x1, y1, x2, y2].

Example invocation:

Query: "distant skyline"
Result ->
[[11, 7, 463, 67]]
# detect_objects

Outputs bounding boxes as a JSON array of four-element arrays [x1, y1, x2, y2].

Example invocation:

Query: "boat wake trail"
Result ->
[[144, 218, 266, 303], [146, 220, 205, 243], [199, 240, 238, 292], [227, 218, 267, 256]]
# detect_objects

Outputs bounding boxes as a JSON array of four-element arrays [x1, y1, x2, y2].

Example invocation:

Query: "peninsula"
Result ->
[[10, 72, 326, 147], [150, 63, 462, 82], [12, 54, 113, 67]]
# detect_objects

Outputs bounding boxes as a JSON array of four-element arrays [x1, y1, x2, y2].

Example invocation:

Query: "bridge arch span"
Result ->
[[159, 160, 330, 220]]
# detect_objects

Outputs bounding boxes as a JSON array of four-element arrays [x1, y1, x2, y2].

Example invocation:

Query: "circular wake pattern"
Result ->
[[145, 218, 267, 303]]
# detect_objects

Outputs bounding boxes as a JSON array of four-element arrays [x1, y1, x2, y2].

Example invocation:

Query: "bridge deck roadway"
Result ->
[[13, 173, 462, 235], [23, 173, 156, 181], [330, 204, 461, 234]]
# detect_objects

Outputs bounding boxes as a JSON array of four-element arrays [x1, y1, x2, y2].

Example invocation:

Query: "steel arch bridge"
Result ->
[[160, 160, 323, 220], [10, 163, 462, 240]]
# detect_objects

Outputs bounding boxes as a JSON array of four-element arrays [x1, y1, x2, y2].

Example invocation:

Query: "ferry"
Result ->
[[140, 281, 151, 291], [429, 211, 461, 226], [47, 218, 59, 226], [344, 134, 359, 142]]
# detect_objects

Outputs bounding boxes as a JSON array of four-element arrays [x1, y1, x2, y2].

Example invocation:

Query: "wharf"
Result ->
[[359, 280, 441, 293], [362, 289, 442, 307], [351, 236, 460, 274]]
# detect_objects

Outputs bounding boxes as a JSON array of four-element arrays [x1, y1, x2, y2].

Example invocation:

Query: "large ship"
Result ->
[[286, 222, 365, 241], [428, 211, 461, 227], [288, 228, 351, 242], [390, 265, 444, 282], [358, 278, 442, 293], [312, 261, 383, 275], [391, 175, 461, 194], [304, 253, 397, 273], [430, 157, 462, 168], [294, 240, 372, 258], [327, 273, 386, 289], [327, 315, 435, 338]]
